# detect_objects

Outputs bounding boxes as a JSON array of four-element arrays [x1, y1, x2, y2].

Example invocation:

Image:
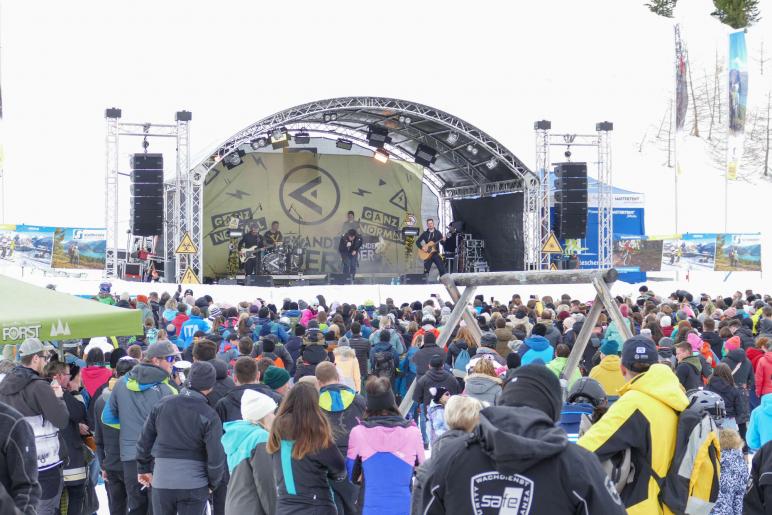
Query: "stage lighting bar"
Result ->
[[250, 137, 268, 150], [414, 144, 437, 166], [367, 125, 391, 148], [294, 130, 310, 144], [398, 115, 412, 124], [446, 132, 459, 145], [270, 128, 290, 149], [466, 144, 479, 156], [224, 149, 246, 170], [373, 148, 389, 164], [323, 113, 338, 122], [336, 138, 353, 150]]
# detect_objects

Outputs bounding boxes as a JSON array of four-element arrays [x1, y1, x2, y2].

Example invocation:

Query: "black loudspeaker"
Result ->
[[131, 153, 164, 236], [329, 273, 351, 285], [554, 162, 588, 239], [246, 275, 274, 287], [401, 273, 427, 285], [217, 278, 238, 285]]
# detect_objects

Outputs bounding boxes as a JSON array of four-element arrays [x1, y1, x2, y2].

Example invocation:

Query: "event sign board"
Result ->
[[0, 225, 106, 271]]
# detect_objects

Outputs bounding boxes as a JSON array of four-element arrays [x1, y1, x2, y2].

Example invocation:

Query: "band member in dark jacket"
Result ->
[[239, 225, 264, 277], [415, 219, 446, 276], [263, 221, 283, 249], [338, 230, 363, 281]]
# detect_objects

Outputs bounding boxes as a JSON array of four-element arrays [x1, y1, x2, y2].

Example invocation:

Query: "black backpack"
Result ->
[[373, 350, 395, 379]]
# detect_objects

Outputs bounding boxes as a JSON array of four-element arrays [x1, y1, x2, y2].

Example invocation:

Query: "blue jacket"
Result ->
[[180, 315, 210, 350], [251, 318, 288, 343], [747, 394, 772, 451], [520, 335, 554, 366]]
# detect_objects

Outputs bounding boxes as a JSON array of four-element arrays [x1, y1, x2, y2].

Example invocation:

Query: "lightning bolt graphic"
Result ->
[[352, 188, 372, 197], [226, 189, 251, 199]]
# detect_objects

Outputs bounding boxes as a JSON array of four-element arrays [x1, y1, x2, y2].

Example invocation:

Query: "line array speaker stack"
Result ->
[[131, 153, 164, 236], [553, 162, 588, 239]]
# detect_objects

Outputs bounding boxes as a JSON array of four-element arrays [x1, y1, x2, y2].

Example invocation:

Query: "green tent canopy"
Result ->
[[0, 274, 142, 344]]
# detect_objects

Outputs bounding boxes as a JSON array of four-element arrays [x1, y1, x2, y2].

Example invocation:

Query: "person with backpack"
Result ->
[[256, 335, 291, 372], [706, 363, 747, 431], [251, 307, 289, 343], [445, 325, 477, 368], [578, 336, 690, 514], [675, 341, 708, 391], [421, 365, 626, 515], [369, 330, 399, 381], [413, 355, 459, 443]]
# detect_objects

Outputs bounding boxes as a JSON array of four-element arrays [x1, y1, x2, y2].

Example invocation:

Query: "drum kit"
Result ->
[[260, 240, 305, 275]]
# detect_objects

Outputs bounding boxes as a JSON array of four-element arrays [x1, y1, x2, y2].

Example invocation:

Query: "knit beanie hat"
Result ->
[[263, 366, 290, 390], [498, 364, 562, 422], [724, 335, 741, 352], [188, 361, 217, 392], [241, 389, 278, 423], [687, 332, 703, 353], [600, 340, 620, 356], [658, 337, 674, 348], [660, 316, 672, 328]]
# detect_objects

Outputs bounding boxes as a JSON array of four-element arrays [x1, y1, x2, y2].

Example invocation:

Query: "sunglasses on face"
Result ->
[[165, 355, 180, 363]]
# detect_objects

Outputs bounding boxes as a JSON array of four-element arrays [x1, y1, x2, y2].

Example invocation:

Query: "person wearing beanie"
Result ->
[[136, 360, 226, 515], [422, 364, 626, 514], [348, 376, 425, 515], [660, 315, 673, 337], [475, 332, 507, 366], [263, 366, 291, 396], [589, 339, 626, 396], [221, 389, 278, 515], [579, 336, 689, 514], [411, 331, 446, 378], [413, 355, 459, 447], [519, 323, 555, 366]]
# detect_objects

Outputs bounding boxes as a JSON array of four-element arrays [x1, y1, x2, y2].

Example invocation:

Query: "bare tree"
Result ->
[[687, 50, 701, 137]]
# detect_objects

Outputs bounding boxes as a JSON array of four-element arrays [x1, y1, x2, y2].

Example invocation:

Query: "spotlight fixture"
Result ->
[[250, 137, 268, 150], [398, 115, 412, 124], [367, 125, 391, 148], [323, 113, 338, 122], [175, 110, 192, 122], [414, 144, 437, 167], [105, 107, 122, 119], [596, 121, 614, 132], [373, 148, 389, 164], [446, 132, 459, 145], [466, 144, 479, 156], [534, 120, 552, 130], [336, 138, 353, 150], [270, 128, 290, 149], [486, 158, 497, 170], [224, 149, 246, 170], [294, 130, 310, 144]]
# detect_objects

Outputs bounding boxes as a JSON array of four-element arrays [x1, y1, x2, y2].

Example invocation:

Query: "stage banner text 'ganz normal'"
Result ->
[[203, 152, 424, 276]]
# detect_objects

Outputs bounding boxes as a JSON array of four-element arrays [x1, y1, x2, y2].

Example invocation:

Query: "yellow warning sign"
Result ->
[[180, 267, 200, 284], [550, 262, 558, 271], [541, 232, 563, 254], [175, 232, 198, 254]]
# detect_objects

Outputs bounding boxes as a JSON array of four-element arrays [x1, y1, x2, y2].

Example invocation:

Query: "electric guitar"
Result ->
[[417, 241, 439, 261], [238, 246, 260, 263]]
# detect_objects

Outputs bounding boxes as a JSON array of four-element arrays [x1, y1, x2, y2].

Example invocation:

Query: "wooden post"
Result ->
[[440, 274, 483, 344], [445, 269, 616, 287], [561, 295, 604, 382], [436, 284, 477, 351], [593, 276, 633, 341]]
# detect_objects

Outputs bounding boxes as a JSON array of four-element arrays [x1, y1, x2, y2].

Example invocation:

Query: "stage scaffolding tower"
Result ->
[[103, 109, 191, 281], [533, 122, 613, 270]]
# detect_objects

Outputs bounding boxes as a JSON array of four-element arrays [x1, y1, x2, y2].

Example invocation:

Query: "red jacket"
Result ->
[[755, 352, 772, 398], [662, 326, 674, 337], [748, 347, 765, 370], [81, 366, 113, 398], [172, 313, 189, 335]]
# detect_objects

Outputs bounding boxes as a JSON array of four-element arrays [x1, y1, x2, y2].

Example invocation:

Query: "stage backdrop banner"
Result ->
[[715, 233, 761, 271], [657, 233, 716, 272], [451, 193, 525, 271], [727, 31, 748, 181], [203, 152, 424, 277], [612, 237, 663, 272], [51, 228, 107, 270]]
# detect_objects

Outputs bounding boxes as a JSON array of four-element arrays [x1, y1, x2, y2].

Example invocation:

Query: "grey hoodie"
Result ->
[[463, 373, 502, 407]]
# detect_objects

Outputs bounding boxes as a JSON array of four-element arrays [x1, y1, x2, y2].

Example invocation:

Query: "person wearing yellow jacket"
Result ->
[[578, 336, 689, 515], [589, 340, 626, 397]]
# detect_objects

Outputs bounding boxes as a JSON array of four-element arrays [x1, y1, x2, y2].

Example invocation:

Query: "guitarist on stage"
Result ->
[[239, 224, 264, 278], [415, 218, 447, 277]]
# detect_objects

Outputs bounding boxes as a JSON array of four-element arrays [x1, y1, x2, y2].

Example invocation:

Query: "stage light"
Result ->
[[323, 113, 338, 122], [175, 110, 192, 122], [294, 130, 310, 144], [105, 107, 122, 119], [250, 137, 268, 150], [414, 144, 437, 167], [398, 115, 412, 124], [373, 148, 389, 163], [534, 120, 552, 130], [486, 158, 498, 170], [224, 149, 245, 170], [336, 138, 353, 150], [466, 144, 479, 156], [447, 132, 459, 145], [596, 121, 614, 131], [270, 128, 290, 149], [367, 125, 391, 148]]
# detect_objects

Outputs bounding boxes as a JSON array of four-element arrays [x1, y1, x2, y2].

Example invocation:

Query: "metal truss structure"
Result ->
[[104, 110, 191, 279], [532, 124, 614, 270], [188, 97, 537, 281]]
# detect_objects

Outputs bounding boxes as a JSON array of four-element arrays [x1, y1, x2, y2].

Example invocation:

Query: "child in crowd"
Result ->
[[427, 386, 450, 446], [711, 428, 748, 515]]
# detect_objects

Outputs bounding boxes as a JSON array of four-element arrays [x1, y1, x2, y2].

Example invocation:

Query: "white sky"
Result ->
[[1, 0, 770, 237]]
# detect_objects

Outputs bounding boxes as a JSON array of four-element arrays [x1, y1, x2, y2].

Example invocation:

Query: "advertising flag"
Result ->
[[727, 31, 748, 180]]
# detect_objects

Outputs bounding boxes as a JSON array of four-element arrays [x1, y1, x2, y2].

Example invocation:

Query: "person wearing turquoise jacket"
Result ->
[[747, 393, 772, 452], [221, 389, 278, 515], [519, 324, 555, 366]]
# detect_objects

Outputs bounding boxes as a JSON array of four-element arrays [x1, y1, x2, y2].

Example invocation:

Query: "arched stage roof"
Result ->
[[192, 96, 533, 197]]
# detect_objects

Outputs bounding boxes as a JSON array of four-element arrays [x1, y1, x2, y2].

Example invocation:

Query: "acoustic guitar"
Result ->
[[417, 241, 439, 261], [238, 245, 260, 263]]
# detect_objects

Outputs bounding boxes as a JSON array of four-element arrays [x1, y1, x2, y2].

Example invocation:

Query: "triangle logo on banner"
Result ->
[[175, 232, 198, 254], [180, 267, 200, 284], [541, 232, 563, 254]]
